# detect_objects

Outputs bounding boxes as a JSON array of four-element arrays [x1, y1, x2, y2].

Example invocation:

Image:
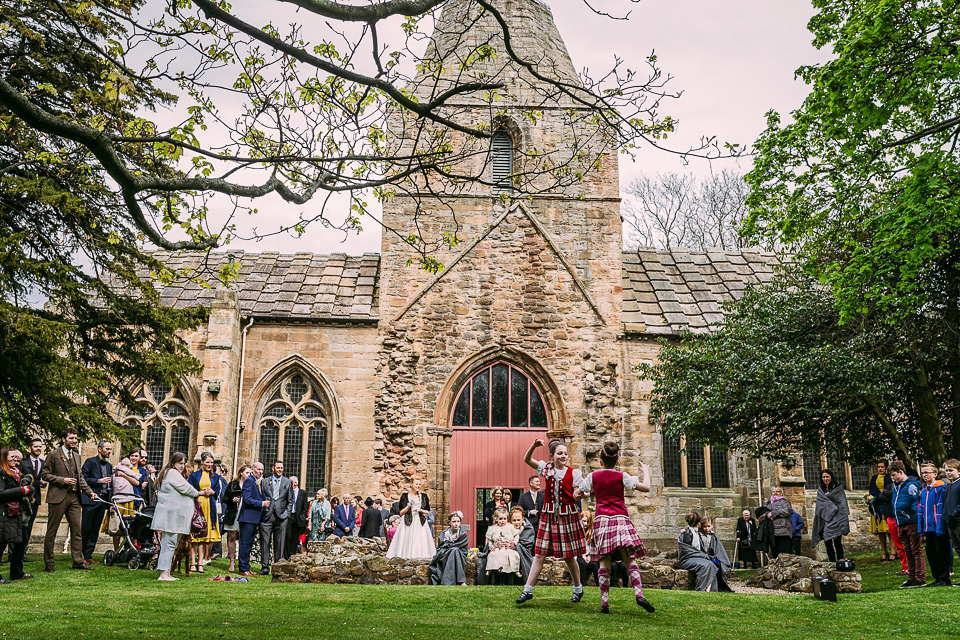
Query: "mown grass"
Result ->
[[0, 552, 953, 639]]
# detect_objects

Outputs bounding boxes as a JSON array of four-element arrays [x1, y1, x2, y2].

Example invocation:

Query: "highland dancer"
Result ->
[[516, 438, 586, 604], [577, 441, 655, 614]]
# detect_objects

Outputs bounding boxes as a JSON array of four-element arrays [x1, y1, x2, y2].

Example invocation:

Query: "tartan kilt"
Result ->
[[590, 514, 647, 562], [535, 511, 586, 559]]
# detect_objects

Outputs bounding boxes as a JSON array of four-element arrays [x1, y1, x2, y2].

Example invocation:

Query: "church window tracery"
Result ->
[[451, 362, 547, 429]]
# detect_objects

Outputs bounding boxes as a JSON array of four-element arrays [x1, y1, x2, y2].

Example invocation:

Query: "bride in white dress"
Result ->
[[386, 478, 437, 559]]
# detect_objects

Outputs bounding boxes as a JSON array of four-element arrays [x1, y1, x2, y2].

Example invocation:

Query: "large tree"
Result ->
[[641, 273, 946, 469], [646, 0, 960, 467], [2, 0, 728, 443]]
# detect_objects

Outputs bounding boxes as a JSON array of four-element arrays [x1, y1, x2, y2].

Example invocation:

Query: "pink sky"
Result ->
[[223, 1, 827, 255]]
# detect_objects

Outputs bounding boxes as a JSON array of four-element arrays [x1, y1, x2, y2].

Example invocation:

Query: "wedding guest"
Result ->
[[429, 511, 469, 585], [42, 428, 97, 572], [153, 453, 212, 581], [187, 452, 226, 573], [222, 465, 250, 573], [308, 489, 331, 542], [386, 478, 436, 559], [765, 487, 794, 558], [812, 469, 850, 563], [0, 448, 35, 582], [735, 509, 758, 568]]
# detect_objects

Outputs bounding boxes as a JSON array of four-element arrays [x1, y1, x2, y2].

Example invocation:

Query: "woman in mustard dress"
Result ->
[[187, 452, 226, 572]]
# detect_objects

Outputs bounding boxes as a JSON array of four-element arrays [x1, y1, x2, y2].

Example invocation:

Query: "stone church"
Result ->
[[99, 0, 874, 551]]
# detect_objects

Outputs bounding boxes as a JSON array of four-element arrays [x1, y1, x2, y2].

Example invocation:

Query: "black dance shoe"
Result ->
[[516, 591, 534, 604], [600, 605, 609, 614], [637, 597, 655, 612], [570, 590, 584, 603]]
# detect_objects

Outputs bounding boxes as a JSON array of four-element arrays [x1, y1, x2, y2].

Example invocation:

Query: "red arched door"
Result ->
[[448, 362, 550, 547]]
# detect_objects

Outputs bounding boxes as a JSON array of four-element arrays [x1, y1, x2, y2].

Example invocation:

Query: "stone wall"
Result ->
[[271, 537, 695, 589], [375, 202, 625, 505], [236, 321, 380, 497]]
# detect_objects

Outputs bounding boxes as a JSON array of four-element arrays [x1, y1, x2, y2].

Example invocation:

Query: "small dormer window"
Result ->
[[490, 130, 514, 195]]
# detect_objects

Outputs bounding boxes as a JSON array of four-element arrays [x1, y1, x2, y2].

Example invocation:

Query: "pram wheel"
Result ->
[[147, 558, 158, 571], [103, 550, 117, 566], [128, 557, 140, 570]]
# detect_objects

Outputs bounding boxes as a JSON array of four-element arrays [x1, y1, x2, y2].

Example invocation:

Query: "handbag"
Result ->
[[191, 501, 208, 538], [106, 510, 122, 536], [323, 521, 335, 535]]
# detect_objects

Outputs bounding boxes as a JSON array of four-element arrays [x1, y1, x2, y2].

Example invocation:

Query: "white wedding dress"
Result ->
[[386, 493, 437, 559]]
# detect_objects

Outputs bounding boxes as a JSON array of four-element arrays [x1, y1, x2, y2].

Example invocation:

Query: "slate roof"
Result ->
[[143, 247, 781, 331], [621, 247, 784, 336], [147, 251, 380, 321]]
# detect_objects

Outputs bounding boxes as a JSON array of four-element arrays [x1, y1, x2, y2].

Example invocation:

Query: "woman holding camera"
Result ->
[[0, 447, 34, 582]]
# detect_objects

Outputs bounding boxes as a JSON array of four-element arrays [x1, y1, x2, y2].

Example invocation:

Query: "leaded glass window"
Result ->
[[118, 382, 194, 466], [255, 371, 330, 493], [662, 436, 682, 487], [450, 363, 549, 429]]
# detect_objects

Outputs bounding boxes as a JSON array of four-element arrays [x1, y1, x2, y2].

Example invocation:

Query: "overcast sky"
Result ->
[[222, 0, 828, 255]]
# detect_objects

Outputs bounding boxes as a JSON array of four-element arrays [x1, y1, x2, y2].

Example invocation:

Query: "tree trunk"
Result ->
[[868, 399, 917, 471], [909, 363, 948, 465]]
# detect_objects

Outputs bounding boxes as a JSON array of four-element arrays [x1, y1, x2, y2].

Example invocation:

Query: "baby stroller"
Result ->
[[99, 496, 159, 570]]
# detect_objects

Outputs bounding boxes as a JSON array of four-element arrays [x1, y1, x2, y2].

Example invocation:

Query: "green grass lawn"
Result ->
[[0, 552, 953, 639]]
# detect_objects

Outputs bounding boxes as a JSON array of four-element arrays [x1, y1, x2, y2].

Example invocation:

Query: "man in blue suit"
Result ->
[[238, 461, 269, 577], [80, 440, 114, 563], [332, 493, 355, 538]]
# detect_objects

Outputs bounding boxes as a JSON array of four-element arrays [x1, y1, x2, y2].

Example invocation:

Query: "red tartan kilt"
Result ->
[[535, 511, 586, 559], [590, 514, 647, 561]]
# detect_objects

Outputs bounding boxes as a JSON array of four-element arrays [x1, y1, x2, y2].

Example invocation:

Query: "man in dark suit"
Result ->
[[80, 440, 114, 564], [359, 497, 383, 539], [41, 428, 97, 572], [238, 461, 268, 577], [518, 475, 544, 531], [284, 476, 308, 558], [332, 493, 356, 537], [259, 460, 292, 573], [22, 438, 44, 544]]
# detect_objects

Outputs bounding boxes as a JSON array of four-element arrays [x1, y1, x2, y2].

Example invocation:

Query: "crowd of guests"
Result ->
[[4, 430, 960, 596]]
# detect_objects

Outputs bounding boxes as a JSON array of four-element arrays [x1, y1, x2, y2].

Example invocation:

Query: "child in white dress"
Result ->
[[485, 509, 521, 582]]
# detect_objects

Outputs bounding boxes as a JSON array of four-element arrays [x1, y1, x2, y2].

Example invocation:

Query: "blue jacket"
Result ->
[[188, 470, 227, 526], [332, 504, 355, 537], [81, 456, 113, 506], [790, 510, 804, 537], [918, 480, 946, 535], [239, 475, 266, 524], [944, 478, 960, 530], [891, 477, 922, 527]]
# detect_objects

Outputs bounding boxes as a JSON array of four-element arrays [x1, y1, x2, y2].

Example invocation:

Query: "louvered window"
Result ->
[[490, 130, 513, 194]]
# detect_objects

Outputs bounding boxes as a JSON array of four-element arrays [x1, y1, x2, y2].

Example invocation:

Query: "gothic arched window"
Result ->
[[490, 130, 514, 195], [451, 362, 547, 429], [255, 372, 329, 493], [119, 382, 194, 467]]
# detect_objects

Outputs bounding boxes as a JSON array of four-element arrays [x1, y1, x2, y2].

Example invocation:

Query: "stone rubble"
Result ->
[[746, 554, 862, 593]]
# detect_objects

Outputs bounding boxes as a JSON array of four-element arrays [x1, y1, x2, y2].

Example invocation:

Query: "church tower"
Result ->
[[375, 0, 625, 538]]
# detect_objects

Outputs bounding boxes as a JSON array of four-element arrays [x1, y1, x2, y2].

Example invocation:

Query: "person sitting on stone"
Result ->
[[429, 511, 469, 585], [678, 513, 733, 592]]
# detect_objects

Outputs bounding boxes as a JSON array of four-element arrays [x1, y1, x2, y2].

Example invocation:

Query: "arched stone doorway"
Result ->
[[440, 349, 564, 546]]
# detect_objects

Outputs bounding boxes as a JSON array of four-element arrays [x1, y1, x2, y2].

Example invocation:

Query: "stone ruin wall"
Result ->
[[374, 202, 624, 509]]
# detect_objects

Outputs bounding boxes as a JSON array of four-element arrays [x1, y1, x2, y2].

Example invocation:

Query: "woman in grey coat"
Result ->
[[811, 469, 850, 563], [765, 487, 795, 557], [151, 452, 212, 581]]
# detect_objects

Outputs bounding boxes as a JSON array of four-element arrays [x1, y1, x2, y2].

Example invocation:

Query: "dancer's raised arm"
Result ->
[[523, 438, 544, 471]]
